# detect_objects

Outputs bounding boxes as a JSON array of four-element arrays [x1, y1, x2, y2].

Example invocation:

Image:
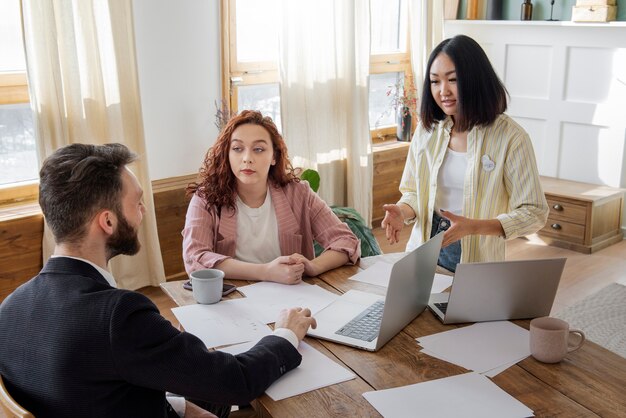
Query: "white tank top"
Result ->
[[435, 148, 467, 215], [235, 190, 282, 263]]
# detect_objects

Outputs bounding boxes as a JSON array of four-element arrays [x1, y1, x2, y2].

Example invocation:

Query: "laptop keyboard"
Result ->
[[335, 300, 385, 342], [434, 302, 448, 314]]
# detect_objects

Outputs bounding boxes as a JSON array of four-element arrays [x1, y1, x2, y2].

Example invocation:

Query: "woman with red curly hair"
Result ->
[[183, 110, 360, 284]]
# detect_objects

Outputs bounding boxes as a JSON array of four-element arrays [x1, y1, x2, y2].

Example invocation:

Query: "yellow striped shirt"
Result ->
[[398, 114, 548, 263]]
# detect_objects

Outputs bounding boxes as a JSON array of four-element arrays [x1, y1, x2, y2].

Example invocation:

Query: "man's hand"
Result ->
[[184, 400, 218, 418], [381, 204, 405, 244], [264, 256, 304, 284], [275, 307, 317, 341]]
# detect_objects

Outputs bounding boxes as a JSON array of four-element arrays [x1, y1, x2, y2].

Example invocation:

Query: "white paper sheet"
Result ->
[[431, 273, 454, 293], [420, 349, 525, 378], [362, 372, 534, 418], [358, 253, 406, 270], [349, 261, 452, 294], [171, 300, 271, 348], [236, 281, 338, 323], [416, 321, 530, 375], [219, 341, 356, 400], [348, 261, 394, 287]]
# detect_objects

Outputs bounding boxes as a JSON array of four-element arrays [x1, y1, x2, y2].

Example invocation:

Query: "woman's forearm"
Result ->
[[216, 258, 267, 281], [309, 250, 349, 277]]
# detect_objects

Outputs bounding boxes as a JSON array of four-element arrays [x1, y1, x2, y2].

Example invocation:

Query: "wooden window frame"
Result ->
[[0, 72, 29, 105], [369, 53, 412, 143], [221, 0, 414, 143], [221, 0, 279, 113], [0, 71, 38, 207]]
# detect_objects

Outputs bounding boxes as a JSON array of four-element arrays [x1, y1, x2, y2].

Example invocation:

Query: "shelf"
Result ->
[[445, 19, 626, 27]]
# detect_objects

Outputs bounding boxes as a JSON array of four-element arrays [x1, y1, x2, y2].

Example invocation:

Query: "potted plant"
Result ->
[[300, 169, 382, 258], [387, 74, 418, 142], [214, 99, 235, 131]]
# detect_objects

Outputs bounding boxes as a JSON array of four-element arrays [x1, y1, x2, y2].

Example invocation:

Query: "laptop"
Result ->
[[428, 258, 566, 324], [306, 232, 443, 351]]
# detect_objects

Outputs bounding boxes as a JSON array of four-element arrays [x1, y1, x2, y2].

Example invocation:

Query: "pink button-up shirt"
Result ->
[[182, 181, 360, 274]]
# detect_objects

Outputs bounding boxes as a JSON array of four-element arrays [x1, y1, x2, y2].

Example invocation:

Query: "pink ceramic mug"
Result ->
[[530, 317, 585, 363]]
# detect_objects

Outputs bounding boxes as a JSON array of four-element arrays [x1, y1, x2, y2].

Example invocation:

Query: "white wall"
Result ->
[[132, 0, 221, 180], [445, 20, 626, 231]]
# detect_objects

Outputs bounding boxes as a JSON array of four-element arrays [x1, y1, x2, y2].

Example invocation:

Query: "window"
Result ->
[[224, 0, 281, 128], [368, 0, 411, 141], [222, 0, 412, 140], [0, 0, 38, 203]]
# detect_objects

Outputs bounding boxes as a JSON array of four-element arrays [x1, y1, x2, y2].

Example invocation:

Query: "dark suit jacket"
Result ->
[[0, 258, 301, 417]]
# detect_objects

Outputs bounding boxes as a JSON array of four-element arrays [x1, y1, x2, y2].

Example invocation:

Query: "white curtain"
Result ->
[[409, 0, 444, 89], [21, 0, 165, 289], [277, 0, 372, 225]]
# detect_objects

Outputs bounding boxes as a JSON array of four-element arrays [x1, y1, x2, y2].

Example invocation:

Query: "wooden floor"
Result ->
[[140, 227, 626, 329]]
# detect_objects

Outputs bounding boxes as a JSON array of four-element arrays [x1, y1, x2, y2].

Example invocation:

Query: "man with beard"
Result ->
[[0, 143, 316, 418]]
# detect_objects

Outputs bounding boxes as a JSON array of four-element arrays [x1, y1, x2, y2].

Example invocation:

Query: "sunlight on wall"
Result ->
[[291, 147, 350, 169], [523, 233, 549, 247], [316, 148, 348, 166], [94, 1, 120, 108], [592, 48, 626, 187]]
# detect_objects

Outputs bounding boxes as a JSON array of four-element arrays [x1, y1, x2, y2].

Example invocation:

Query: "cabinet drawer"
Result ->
[[546, 197, 588, 225], [539, 219, 585, 244]]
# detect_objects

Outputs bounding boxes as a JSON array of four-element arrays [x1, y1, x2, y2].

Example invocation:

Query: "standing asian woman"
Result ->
[[382, 35, 548, 272]]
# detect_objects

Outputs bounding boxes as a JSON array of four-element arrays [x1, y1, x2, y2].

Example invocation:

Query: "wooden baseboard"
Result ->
[[0, 210, 44, 301], [0, 148, 413, 300], [152, 174, 196, 280], [0, 175, 196, 302]]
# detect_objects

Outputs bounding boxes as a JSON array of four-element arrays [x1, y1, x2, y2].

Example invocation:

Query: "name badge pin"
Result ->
[[481, 155, 495, 172]]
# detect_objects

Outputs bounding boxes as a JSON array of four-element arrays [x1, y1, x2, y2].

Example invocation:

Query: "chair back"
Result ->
[[0, 375, 34, 418]]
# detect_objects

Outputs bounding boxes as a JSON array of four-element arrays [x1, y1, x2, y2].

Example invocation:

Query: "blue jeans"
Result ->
[[430, 212, 461, 272]]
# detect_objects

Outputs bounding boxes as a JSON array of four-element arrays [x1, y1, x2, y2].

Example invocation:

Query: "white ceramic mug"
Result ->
[[530, 317, 585, 363], [190, 269, 224, 304]]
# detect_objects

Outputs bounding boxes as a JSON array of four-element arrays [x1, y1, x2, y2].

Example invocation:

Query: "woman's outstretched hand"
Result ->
[[381, 204, 404, 244], [439, 209, 471, 247]]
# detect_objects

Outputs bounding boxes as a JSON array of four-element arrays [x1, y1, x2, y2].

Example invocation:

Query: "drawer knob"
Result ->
[[551, 223, 562, 230], [552, 204, 563, 211]]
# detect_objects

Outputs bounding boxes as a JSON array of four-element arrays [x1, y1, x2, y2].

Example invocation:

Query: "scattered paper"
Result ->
[[416, 321, 530, 376], [359, 253, 406, 270], [431, 273, 454, 293], [349, 262, 452, 294], [172, 300, 271, 348], [362, 372, 534, 418], [349, 261, 394, 287], [420, 349, 524, 378], [236, 281, 338, 323], [219, 341, 355, 400]]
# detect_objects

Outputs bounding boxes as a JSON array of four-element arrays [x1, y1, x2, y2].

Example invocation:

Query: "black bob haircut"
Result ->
[[420, 34, 509, 132]]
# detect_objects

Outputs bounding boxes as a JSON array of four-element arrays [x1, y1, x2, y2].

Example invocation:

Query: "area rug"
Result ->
[[555, 283, 626, 359]]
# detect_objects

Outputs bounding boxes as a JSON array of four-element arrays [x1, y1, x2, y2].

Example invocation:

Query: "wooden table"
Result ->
[[161, 265, 626, 418]]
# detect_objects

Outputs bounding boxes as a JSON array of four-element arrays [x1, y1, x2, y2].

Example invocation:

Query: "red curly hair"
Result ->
[[187, 110, 299, 213]]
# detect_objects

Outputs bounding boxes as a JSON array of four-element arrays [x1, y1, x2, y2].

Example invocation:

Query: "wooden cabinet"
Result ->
[[538, 176, 624, 253], [371, 141, 410, 225]]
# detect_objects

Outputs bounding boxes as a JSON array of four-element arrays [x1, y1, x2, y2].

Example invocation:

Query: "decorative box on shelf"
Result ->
[[538, 176, 624, 254], [572, 0, 617, 22]]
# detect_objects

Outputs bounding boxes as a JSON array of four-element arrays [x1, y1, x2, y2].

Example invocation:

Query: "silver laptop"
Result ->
[[428, 258, 566, 324], [307, 232, 443, 351]]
